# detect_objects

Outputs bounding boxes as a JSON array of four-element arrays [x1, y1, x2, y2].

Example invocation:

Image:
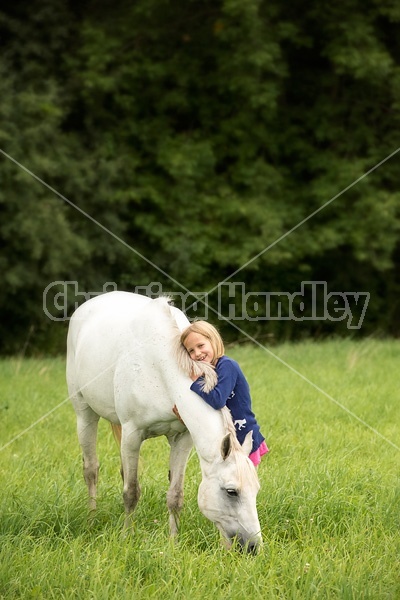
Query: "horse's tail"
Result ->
[[175, 339, 218, 393], [111, 423, 122, 447]]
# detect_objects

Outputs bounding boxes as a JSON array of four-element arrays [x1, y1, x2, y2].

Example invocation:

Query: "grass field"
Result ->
[[0, 339, 399, 599]]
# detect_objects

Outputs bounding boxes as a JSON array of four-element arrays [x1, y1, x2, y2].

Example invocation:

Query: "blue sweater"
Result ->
[[190, 355, 265, 454]]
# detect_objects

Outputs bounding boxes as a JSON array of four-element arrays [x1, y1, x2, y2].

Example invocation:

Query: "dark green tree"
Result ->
[[1, 0, 399, 352]]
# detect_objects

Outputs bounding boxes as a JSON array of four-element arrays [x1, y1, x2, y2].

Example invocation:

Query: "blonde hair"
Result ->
[[180, 320, 225, 365]]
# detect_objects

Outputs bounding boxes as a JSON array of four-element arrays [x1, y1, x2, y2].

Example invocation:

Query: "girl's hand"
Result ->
[[190, 369, 202, 381], [172, 404, 185, 425]]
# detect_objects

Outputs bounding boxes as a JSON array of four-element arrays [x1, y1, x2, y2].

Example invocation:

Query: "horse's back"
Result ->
[[66, 292, 152, 409], [69, 291, 150, 336], [68, 291, 150, 348]]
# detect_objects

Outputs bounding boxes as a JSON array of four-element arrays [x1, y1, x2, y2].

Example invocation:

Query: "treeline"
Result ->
[[0, 0, 400, 354]]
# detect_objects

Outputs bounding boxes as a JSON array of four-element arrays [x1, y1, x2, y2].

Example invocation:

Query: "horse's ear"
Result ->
[[221, 434, 232, 460], [242, 430, 253, 456]]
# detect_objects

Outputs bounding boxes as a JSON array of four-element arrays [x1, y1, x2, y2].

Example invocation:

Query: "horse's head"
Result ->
[[197, 431, 262, 553]]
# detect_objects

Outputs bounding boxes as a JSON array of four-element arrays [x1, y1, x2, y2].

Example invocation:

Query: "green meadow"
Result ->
[[0, 340, 399, 599]]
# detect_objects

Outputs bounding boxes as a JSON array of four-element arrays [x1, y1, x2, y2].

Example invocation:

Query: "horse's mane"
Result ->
[[220, 406, 242, 451], [174, 338, 218, 393], [153, 298, 218, 393]]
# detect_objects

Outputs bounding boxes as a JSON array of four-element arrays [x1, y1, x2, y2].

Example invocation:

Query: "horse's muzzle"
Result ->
[[230, 534, 261, 554]]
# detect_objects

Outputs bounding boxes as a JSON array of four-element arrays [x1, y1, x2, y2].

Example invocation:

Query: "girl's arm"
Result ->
[[190, 361, 237, 409]]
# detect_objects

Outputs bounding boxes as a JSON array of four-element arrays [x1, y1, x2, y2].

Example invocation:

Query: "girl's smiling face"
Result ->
[[184, 332, 215, 364]]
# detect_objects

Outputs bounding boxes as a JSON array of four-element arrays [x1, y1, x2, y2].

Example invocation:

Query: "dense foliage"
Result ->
[[1, 0, 400, 353]]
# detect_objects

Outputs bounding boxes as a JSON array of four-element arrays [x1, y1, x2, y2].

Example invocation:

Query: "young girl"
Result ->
[[180, 321, 269, 467]]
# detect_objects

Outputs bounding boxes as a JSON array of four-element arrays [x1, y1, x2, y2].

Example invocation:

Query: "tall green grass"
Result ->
[[1, 340, 399, 599]]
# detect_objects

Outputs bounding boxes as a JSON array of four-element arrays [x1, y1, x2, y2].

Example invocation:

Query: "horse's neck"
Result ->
[[146, 302, 230, 464], [173, 383, 229, 466]]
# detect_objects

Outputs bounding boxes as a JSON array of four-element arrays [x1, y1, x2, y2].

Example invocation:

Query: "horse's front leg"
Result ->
[[120, 423, 144, 530], [166, 431, 193, 538]]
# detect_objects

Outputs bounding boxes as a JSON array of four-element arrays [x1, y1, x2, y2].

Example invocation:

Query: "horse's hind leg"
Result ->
[[110, 423, 124, 481], [76, 406, 100, 511], [167, 431, 193, 538]]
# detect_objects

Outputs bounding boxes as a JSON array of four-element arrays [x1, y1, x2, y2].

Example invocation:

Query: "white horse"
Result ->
[[66, 291, 261, 551]]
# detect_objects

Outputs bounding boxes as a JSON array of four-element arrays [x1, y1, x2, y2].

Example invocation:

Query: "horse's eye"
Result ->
[[226, 488, 238, 498]]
